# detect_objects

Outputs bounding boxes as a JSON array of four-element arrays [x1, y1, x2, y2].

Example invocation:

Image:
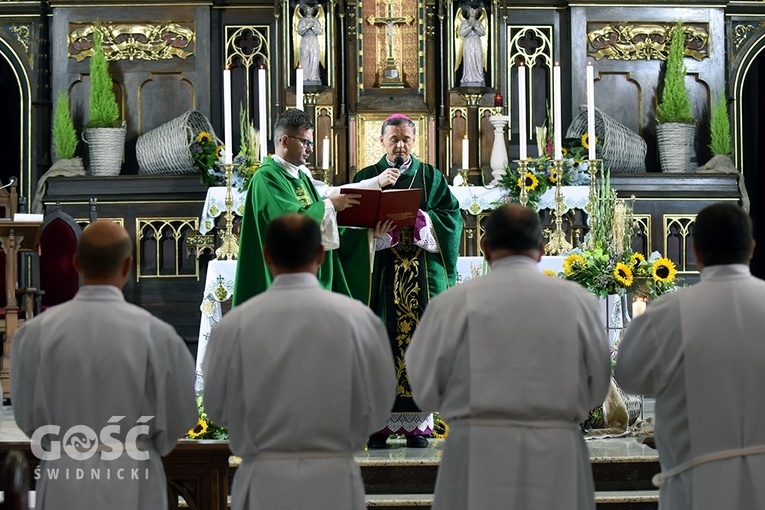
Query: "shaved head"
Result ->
[[76, 221, 133, 280]]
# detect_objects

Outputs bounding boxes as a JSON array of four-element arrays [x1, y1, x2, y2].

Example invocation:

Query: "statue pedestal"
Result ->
[[488, 115, 510, 186]]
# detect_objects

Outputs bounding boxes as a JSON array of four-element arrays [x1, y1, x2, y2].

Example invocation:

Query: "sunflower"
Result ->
[[563, 253, 586, 276], [549, 169, 558, 183], [581, 133, 598, 150], [543, 269, 557, 277], [187, 419, 208, 439], [196, 131, 213, 144], [614, 262, 634, 287], [652, 258, 677, 283], [517, 172, 539, 191], [629, 252, 645, 271], [215, 145, 224, 159]]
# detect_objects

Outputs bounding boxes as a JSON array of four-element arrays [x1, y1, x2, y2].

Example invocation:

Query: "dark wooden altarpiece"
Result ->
[[0, 0, 763, 351]]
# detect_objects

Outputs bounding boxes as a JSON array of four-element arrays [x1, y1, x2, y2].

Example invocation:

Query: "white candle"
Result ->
[[223, 67, 233, 165], [632, 298, 647, 318], [586, 62, 596, 161], [258, 66, 267, 161], [296, 66, 304, 111], [553, 62, 562, 160], [322, 136, 330, 169], [518, 62, 527, 160], [462, 135, 469, 170]]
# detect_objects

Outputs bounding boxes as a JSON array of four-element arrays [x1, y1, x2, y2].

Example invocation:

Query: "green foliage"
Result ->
[[52, 91, 78, 160], [656, 23, 694, 125], [87, 25, 120, 129], [709, 94, 732, 156]]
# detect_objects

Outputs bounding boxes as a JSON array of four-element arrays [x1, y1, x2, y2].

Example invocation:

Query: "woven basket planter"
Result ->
[[656, 122, 696, 173], [566, 106, 647, 173], [136, 110, 219, 175], [83, 122, 127, 176]]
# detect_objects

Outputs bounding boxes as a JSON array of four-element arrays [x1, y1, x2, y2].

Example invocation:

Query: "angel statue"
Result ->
[[455, 0, 488, 87], [292, 1, 326, 84]]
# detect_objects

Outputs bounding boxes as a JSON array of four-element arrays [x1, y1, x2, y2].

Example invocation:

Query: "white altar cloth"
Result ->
[[199, 187, 246, 234], [449, 185, 591, 215]]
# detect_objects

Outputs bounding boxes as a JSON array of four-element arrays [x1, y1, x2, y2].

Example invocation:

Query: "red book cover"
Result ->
[[337, 188, 422, 228]]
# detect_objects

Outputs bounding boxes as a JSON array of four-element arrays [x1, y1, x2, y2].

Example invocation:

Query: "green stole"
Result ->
[[354, 155, 463, 412], [232, 157, 371, 306]]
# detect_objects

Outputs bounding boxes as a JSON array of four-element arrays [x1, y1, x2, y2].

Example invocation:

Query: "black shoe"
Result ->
[[367, 433, 389, 449], [406, 435, 429, 448]]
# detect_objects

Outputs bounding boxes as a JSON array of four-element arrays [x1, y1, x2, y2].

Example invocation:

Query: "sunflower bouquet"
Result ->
[[555, 169, 679, 300], [185, 395, 228, 440], [497, 137, 593, 210]]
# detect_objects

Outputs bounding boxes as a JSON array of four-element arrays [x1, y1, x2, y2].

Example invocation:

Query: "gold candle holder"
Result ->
[[585, 159, 601, 215], [515, 159, 530, 207], [459, 168, 470, 186], [323, 166, 331, 185], [545, 159, 573, 255], [215, 163, 240, 261]]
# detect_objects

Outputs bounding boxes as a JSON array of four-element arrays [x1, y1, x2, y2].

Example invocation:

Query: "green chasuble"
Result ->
[[232, 156, 371, 306], [354, 156, 462, 412]]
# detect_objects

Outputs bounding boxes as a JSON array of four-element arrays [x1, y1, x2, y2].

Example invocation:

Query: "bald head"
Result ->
[[482, 204, 544, 263], [75, 221, 133, 284]]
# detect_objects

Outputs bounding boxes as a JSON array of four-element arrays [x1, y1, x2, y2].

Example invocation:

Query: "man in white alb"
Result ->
[[11, 221, 197, 510], [616, 202, 765, 509], [203, 213, 395, 510], [406, 204, 610, 509]]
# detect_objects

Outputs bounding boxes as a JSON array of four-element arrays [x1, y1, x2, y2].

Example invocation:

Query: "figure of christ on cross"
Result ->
[[366, 0, 413, 87]]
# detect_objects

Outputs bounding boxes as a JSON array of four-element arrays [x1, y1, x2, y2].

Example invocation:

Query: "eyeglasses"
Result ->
[[285, 135, 314, 149]]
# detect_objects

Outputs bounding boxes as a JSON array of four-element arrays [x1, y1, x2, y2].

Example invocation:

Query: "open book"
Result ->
[[337, 188, 422, 228]]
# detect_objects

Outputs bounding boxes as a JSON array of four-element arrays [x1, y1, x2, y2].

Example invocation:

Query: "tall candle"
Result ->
[[586, 62, 596, 160], [553, 62, 562, 160], [296, 66, 304, 111], [518, 62, 527, 160], [223, 68, 233, 165], [462, 135, 469, 170], [258, 66, 267, 161], [322, 136, 330, 169]]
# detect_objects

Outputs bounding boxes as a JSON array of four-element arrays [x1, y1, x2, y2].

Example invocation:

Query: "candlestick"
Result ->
[[586, 62, 596, 160], [215, 163, 240, 260], [544, 159, 573, 255], [516, 159, 530, 208], [518, 62, 527, 161], [258, 66, 267, 162], [322, 136, 330, 170], [296, 66, 304, 111], [462, 135, 469, 170], [553, 63, 562, 161], [632, 298, 647, 318], [223, 68, 233, 165]]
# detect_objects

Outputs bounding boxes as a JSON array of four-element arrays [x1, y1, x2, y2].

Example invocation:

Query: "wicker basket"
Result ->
[[83, 122, 127, 176], [566, 106, 647, 173], [136, 110, 219, 175], [656, 122, 696, 173]]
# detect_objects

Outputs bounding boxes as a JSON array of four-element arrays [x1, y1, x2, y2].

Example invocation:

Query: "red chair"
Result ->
[[38, 207, 81, 310]]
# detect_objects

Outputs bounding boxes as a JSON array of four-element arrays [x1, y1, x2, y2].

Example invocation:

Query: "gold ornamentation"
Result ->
[[545, 160, 573, 255], [732, 22, 765, 58], [295, 185, 311, 207], [9, 24, 31, 55], [215, 164, 240, 261], [303, 92, 321, 105], [587, 23, 708, 61], [68, 23, 195, 62], [136, 218, 199, 281], [458, 93, 484, 106], [392, 230, 422, 399]]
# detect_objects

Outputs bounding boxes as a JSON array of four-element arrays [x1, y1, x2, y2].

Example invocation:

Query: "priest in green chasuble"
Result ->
[[354, 114, 463, 448], [233, 109, 398, 306]]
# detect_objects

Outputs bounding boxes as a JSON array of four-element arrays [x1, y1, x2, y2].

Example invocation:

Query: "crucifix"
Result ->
[[366, 0, 413, 88]]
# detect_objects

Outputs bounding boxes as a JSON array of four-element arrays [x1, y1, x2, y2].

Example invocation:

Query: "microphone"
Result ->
[[0, 176, 17, 190], [393, 156, 404, 168]]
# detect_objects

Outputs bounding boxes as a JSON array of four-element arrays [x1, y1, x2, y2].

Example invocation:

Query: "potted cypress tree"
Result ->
[[82, 23, 125, 176], [700, 94, 736, 173], [656, 22, 695, 172], [52, 91, 81, 164]]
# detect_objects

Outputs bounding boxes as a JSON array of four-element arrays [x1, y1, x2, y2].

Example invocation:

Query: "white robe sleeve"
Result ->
[[349, 309, 397, 441], [320, 198, 340, 250], [202, 321, 234, 428], [10, 322, 46, 437], [614, 310, 665, 397], [413, 211, 440, 254], [406, 293, 464, 412]]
